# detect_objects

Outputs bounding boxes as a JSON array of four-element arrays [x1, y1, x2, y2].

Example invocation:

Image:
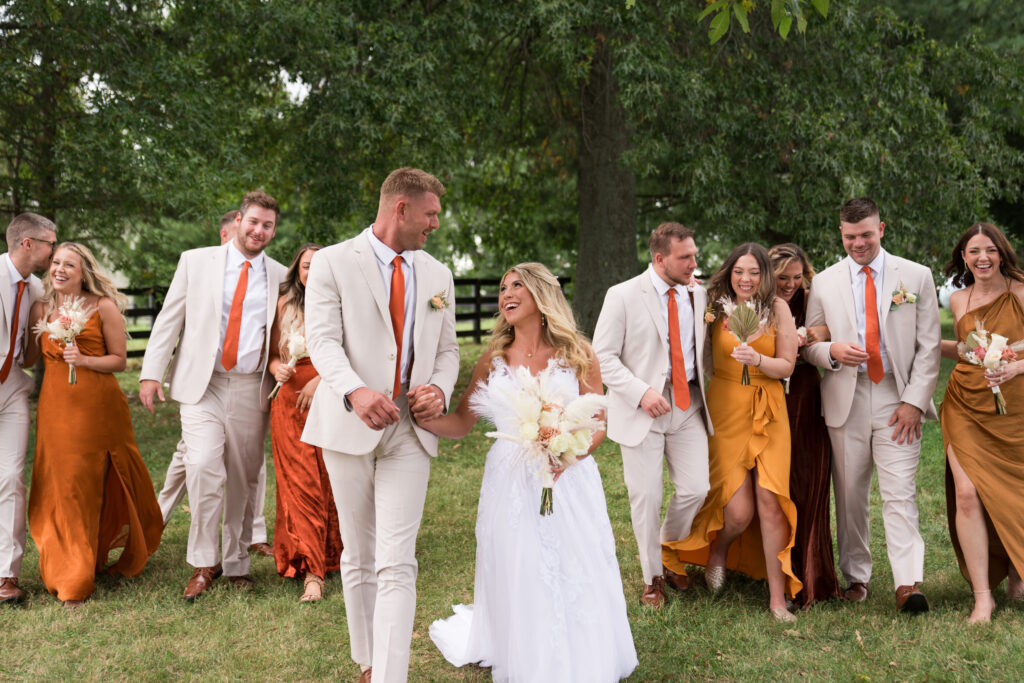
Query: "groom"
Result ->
[[302, 167, 459, 683], [593, 222, 712, 608], [803, 197, 940, 613]]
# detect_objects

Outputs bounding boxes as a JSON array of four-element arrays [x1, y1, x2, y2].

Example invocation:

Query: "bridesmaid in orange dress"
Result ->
[[25, 243, 162, 608], [663, 243, 802, 622], [267, 243, 342, 603], [940, 223, 1024, 624]]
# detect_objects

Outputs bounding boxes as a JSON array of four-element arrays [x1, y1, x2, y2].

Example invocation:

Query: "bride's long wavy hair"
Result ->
[[486, 262, 591, 380], [276, 243, 322, 355], [39, 242, 128, 321]]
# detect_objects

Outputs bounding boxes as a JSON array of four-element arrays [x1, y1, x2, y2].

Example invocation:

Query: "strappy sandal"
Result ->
[[300, 573, 324, 603]]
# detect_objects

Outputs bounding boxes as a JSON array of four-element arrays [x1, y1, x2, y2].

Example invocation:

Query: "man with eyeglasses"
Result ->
[[1, 213, 57, 605]]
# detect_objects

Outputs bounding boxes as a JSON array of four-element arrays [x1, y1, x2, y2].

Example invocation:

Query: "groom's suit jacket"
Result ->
[[802, 252, 940, 428], [140, 244, 287, 411], [593, 270, 713, 447], [301, 231, 460, 456], [0, 254, 43, 380]]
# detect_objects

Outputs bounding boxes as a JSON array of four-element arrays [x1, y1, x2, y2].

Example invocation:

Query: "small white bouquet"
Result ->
[[477, 364, 606, 515], [33, 296, 96, 384], [957, 319, 1024, 415], [268, 327, 308, 399], [718, 296, 770, 385]]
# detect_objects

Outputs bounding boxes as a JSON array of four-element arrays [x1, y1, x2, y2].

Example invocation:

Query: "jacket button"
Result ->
[[389, 353, 396, 360]]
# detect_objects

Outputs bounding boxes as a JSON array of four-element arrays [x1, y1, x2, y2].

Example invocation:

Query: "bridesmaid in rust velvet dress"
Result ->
[[267, 243, 342, 603], [769, 244, 841, 608]]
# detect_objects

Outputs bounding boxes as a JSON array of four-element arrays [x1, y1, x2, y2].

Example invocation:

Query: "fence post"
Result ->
[[473, 279, 482, 344]]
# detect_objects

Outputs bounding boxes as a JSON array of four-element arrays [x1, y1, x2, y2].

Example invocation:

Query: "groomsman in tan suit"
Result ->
[[140, 191, 286, 600], [593, 222, 712, 608], [0, 213, 56, 605], [155, 211, 273, 556], [303, 168, 459, 683], [804, 197, 940, 613]]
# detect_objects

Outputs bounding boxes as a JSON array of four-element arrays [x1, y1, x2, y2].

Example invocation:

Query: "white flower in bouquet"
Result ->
[[956, 319, 1024, 415], [269, 326, 310, 400], [717, 296, 769, 385], [33, 296, 96, 384]]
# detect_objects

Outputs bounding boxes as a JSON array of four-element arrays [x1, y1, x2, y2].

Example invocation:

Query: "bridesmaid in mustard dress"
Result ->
[[26, 243, 162, 608], [940, 223, 1024, 624], [663, 243, 802, 622]]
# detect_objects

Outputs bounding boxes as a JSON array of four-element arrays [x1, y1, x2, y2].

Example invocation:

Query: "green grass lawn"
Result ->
[[3, 318, 1023, 681]]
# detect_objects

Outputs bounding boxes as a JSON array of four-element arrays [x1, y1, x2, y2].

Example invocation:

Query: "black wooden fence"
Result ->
[[123, 276, 571, 358]]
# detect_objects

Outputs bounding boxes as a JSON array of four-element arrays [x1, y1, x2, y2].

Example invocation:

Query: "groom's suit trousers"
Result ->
[[322, 393, 430, 683], [0, 368, 32, 578]]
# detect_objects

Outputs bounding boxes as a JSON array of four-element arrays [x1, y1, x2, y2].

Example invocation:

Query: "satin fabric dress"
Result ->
[[28, 312, 162, 601], [269, 356, 342, 579], [663, 319, 803, 599], [940, 290, 1024, 589], [786, 289, 841, 607]]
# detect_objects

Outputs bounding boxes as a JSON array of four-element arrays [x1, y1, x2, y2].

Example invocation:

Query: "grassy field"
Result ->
[[3, 317, 1024, 681]]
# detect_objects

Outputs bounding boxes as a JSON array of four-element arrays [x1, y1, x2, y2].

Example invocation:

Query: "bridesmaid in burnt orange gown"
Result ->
[[268, 244, 342, 603], [940, 223, 1024, 624], [663, 243, 802, 622], [26, 243, 161, 608]]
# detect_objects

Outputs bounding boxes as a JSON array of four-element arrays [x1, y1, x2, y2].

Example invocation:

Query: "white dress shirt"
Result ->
[[367, 226, 417, 386], [845, 249, 891, 374], [3, 253, 31, 362], [649, 266, 696, 382], [216, 243, 268, 374]]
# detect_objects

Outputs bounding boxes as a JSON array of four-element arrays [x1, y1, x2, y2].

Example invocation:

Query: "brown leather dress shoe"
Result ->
[[358, 667, 372, 683], [183, 566, 220, 601], [0, 577, 26, 604], [663, 565, 689, 592], [229, 574, 254, 591], [843, 582, 869, 603], [640, 575, 666, 608], [895, 584, 929, 614], [249, 542, 273, 557]]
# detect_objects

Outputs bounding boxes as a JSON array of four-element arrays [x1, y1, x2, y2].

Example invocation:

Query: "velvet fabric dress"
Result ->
[[940, 290, 1024, 589], [786, 288, 841, 607], [269, 356, 342, 579], [663, 320, 803, 599], [28, 312, 162, 601]]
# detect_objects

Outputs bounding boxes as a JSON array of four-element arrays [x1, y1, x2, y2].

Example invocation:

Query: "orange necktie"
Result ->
[[1, 280, 27, 383], [862, 266, 884, 383], [667, 289, 691, 411], [221, 261, 250, 372], [389, 255, 405, 398]]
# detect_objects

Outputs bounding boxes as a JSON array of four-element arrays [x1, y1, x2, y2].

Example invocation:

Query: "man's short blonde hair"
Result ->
[[380, 167, 446, 199]]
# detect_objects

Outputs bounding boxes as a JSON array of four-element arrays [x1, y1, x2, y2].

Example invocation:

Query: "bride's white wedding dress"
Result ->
[[430, 358, 638, 682]]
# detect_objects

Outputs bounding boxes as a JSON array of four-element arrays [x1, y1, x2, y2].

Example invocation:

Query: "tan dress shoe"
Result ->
[[249, 542, 273, 557], [0, 577, 26, 604], [895, 584, 929, 614], [663, 565, 689, 592], [640, 576, 666, 608], [843, 582, 868, 603], [183, 566, 220, 601]]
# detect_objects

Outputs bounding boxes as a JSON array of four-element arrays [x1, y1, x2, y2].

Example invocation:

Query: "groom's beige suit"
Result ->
[[302, 228, 459, 683], [141, 243, 286, 576], [803, 249, 940, 588], [593, 267, 712, 586], [0, 255, 43, 580]]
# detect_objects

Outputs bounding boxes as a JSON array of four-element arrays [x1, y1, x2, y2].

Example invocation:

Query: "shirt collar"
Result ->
[[648, 265, 685, 300], [3, 253, 30, 285], [846, 248, 886, 279], [367, 225, 415, 269], [226, 241, 266, 272]]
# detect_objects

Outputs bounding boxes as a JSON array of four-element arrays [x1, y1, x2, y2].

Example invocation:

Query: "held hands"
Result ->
[[639, 387, 671, 418], [830, 342, 870, 367], [730, 342, 761, 367], [348, 386, 400, 430], [888, 402, 923, 444], [985, 360, 1022, 388], [139, 379, 165, 414], [408, 384, 445, 423]]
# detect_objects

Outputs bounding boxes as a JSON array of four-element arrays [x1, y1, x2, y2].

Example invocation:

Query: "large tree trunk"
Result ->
[[574, 32, 638, 336]]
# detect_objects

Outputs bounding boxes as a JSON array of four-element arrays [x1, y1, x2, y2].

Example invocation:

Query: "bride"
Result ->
[[420, 262, 637, 682]]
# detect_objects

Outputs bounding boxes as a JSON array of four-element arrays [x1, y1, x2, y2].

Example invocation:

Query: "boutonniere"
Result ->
[[429, 290, 450, 310], [703, 304, 716, 324], [890, 282, 918, 310]]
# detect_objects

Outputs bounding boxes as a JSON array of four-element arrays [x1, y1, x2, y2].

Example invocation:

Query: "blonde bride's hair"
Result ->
[[39, 242, 128, 323]]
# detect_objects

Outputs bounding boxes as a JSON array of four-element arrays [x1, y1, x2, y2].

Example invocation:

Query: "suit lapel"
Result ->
[[212, 245, 229, 324], [412, 255, 430, 353], [640, 275, 669, 355], [0, 258, 12, 338], [836, 263, 857, 330], [880, 254, 899, 331], [353, 234, 390, 327], [265, 258, 280, 332], [692, 284, 707, 352]]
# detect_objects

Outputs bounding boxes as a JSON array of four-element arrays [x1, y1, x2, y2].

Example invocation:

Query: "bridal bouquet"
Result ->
[[718, 297, 769, 385], [475, 364, 606, 515], [33, 296, 96, 384], [957, 319, 1024, 414], [268, 326, 308, 399]]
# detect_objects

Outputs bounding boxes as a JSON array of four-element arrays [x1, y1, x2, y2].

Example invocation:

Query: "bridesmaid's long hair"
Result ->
[[768, 243, 815, 287], [277, 243, 322, 355], [487, 262, 592, 380], [706, 242, 778, 327], [945, 223, 1024, 288], [40, 242, 129, 316]]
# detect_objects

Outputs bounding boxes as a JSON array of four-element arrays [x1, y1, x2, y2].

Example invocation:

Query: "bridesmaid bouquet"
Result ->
[[718, 297, 769, 385], [33, 296, 96, 384], [478, 364, 606, 515], [268, 327, 308, 400], [957, 320, 1024, 414]]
